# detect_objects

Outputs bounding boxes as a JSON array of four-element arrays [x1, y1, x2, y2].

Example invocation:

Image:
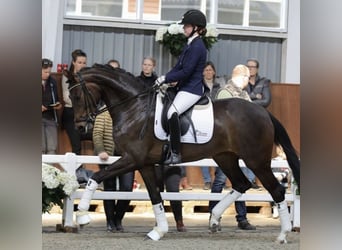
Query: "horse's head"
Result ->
[[63, 69, 101, 133]]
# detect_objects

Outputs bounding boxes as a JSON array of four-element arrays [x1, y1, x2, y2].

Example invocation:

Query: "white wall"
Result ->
[[42, 0, 64, 72], [284, 0, 300, 83]]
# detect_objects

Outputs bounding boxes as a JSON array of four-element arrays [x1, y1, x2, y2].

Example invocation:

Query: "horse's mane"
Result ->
[[78, 63, 136, 79], [78, 63, 151, 96], [91, 63, 137, 79]]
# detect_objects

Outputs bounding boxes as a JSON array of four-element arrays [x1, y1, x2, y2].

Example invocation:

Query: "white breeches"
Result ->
[[167, 91, 201, 119]]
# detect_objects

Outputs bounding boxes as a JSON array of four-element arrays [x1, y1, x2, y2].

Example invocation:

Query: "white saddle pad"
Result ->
[[154, 93, 214, 144]]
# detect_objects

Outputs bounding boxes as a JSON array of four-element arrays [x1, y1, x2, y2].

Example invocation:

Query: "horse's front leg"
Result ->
[[76, 156, 136, 226], [139, 165, 168, 241]]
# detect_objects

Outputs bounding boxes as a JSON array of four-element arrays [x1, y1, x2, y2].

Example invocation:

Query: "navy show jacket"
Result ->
[[165, 36, 207, 96]]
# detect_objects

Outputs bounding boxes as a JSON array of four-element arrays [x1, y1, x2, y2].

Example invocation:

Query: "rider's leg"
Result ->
[[164, 91, 201, 165], [164, 112, 181, 164]]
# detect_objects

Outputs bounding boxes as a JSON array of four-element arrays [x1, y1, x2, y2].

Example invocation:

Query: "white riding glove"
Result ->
[[155, 75, 166, 86]]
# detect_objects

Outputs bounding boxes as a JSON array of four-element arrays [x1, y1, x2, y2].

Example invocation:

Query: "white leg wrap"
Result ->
[[272, 205, 279, 218], [211, 189, 242, 221], [76, 210, 91, 226], [276, 200, 291, 244], [77, 179, 98, 211], [147, 203, 168, 241]]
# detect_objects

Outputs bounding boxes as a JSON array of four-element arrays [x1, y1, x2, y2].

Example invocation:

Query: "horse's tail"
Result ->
[[268, 111, 300, 189]]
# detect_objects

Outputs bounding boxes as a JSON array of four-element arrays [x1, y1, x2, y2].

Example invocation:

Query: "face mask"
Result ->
[[232, 76, 246, 89]]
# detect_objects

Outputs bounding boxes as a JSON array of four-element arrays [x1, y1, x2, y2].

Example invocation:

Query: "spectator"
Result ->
[[107, 59, 120, 69], [136, 56, 187, 231], [42, 58, 62, 154], [136, 56, 158, 88], [93, 104, 134, 232], [245, 58, 271, 107], [179, 166, 193, 190], [209, 64, 256, 231], [61, 49, 93, 184], [271, 145, 290, 218], [244, 58, 272, 189], [200, 61, 226, 190], [201, 167, 211, 190]]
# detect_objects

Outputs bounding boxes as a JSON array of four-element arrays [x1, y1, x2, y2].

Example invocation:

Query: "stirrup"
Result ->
[[163, 152, 182, 165]]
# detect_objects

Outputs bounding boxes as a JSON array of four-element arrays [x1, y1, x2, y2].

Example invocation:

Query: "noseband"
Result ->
[[68, 73, 99, 124]]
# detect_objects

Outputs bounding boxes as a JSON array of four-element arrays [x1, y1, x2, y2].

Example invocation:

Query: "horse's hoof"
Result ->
[[76, 211, 91, 226], [209, 224, 218, 233], [277, 239, 287, 244], [209, 215, 221, 233], [276, 233, 288, 244], [143, 236, 151, 241], [146, 228, 163, 241]]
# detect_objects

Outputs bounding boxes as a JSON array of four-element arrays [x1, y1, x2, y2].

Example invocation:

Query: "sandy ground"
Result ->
[[42, 211, 299, 250]]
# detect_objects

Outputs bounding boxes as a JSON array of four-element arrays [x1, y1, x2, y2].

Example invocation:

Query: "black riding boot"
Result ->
[[164, 112, 182, 165]]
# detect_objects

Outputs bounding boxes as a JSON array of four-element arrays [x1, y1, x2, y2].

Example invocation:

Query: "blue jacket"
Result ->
[[165, 36, 207, 96]]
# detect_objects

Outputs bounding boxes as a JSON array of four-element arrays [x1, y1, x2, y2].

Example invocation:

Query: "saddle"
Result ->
[[160, 88, 209, 137]]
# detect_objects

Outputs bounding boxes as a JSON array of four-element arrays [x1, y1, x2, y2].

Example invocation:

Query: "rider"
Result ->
[[155, 9, 208, 165]]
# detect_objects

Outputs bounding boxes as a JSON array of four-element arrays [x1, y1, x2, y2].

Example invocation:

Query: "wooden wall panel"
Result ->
[[268, 83, 300, 154]]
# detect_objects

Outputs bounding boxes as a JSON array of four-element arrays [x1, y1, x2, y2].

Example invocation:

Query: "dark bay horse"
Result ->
[[64, 64, 300, 243]]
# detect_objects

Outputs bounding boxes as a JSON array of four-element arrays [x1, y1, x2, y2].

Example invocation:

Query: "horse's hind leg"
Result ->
[[139, 166, 168, 241], [249, 161, 291, 243]]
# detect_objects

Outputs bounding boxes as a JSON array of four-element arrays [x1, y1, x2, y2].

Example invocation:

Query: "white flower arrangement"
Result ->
[[206, 24, 219, 37], [42, 163, 79, 213], [156, 23, 219, 56]]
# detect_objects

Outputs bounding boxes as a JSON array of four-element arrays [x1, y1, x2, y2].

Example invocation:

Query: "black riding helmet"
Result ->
[[179, 9, 207, 28]]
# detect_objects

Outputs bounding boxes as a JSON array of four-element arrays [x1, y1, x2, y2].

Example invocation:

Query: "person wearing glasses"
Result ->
[[244, 58, 272, 189], [209, 64, 256, 231], [245, 58, 272, 108], [42, 58, 62, 154]]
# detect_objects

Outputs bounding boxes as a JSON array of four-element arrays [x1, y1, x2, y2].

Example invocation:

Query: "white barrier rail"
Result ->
[[42, 153, 300, 229]]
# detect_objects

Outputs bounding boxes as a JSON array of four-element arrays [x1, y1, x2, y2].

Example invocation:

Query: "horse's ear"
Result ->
[[63, 69, 71, 78], [63, 70, 75, 83]]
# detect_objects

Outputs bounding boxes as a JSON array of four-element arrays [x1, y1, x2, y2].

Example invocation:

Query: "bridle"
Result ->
[[68, 72, 159, 139], [68, 73, 99, 125]]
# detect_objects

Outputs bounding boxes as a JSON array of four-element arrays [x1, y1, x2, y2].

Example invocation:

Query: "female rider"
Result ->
[[156, 9, 208, 165]]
